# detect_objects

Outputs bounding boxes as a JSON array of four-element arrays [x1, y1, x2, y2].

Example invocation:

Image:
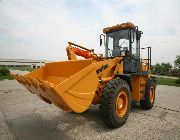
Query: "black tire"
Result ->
[[140, 78, 156, 110], [100, 78, 131, 128]]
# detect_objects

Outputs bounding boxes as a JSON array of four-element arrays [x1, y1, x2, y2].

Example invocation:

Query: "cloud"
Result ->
[[0, 0, 103, 60], [0, 0, 180, 64]]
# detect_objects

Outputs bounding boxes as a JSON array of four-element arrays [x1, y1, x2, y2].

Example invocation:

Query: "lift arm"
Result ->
[[66, 42, 100, 60]]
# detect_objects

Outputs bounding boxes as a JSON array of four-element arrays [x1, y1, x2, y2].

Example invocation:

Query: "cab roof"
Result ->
[[103, 22, 136, 34]]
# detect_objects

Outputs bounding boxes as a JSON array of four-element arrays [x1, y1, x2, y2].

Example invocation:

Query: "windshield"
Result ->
[[106, 29, 129, 57]]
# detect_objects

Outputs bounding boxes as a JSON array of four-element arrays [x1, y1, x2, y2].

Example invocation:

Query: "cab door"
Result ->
[[123, 30, 140, 73]]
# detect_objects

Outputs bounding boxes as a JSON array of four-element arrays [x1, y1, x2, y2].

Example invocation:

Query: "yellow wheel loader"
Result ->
[[12, 22, 157, 128]]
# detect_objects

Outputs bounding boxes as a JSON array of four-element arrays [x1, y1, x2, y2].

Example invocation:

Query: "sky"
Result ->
[[0, 0, 180, 65]]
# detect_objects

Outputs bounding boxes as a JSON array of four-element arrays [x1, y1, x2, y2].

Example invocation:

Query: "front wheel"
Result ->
[[100, 78, 131, 128], [140, 78, 156, 109]]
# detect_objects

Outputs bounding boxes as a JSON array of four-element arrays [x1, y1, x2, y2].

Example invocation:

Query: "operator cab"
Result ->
[[101, 22, 143, 73], [106, 29, 130, 57]]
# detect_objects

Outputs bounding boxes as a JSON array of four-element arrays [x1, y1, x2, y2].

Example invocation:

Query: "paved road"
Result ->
[[10, 70, 29, 75], [0, 80, 180, 140], [156, 75, 179, 79]]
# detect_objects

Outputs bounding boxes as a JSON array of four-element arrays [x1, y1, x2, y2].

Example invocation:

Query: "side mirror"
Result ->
[[136, 31, 143, 40], [100, 38, 102, 46], [100, 34, 105, 46]]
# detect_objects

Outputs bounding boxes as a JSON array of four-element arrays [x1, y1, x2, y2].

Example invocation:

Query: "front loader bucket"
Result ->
[[12, 60, 99, 113]]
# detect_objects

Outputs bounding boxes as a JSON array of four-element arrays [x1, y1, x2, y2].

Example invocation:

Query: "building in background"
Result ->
[[0, 58, 49, 68]]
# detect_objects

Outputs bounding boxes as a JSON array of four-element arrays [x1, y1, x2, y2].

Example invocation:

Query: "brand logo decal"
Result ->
[[96, 64, 109, 74]]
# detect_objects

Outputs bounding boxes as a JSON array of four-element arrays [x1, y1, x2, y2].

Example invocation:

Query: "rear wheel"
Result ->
[[140, 78, 156, 109], [100, 78, 131, 128]]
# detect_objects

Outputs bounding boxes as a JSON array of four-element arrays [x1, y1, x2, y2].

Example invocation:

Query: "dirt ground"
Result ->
[[0, 80, 180, 140]]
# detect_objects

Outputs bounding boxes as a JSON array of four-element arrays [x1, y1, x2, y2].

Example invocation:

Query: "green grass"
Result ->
[[0, 67, 35, 72], [10, 67, 35, 72], [157, 77, 180, 87], [0, 75, 14, 80]]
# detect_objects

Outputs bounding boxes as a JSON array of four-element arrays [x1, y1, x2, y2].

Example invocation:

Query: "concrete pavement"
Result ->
[[0, 80, 180, 140]]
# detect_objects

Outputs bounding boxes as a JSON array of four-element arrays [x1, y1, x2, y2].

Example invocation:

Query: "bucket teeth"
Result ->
[[19, 75, 26, 85], [25, 77, 40, 95], [32, 78, 39, 89], [18, 76, 34, 94], [39, 79, 51, 92], [16, 76, 22, 84], [36, 79, 45, 92], [37, 80, 56, 99], [24, 77, 31, 86], [12, 74, 57, 105], [27, 77, 38, 89]]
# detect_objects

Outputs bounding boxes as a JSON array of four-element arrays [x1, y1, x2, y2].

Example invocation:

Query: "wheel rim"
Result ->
[[116, 91, 128, 117], [149, 86, 155, 103]]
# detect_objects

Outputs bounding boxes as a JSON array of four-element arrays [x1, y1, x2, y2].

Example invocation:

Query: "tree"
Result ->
[[174, 55, 180, 69], [0, 67, 10, 76], [161, 62, 172, 73], [152, 62, 172, 74], [153, 63, 161, 73]]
